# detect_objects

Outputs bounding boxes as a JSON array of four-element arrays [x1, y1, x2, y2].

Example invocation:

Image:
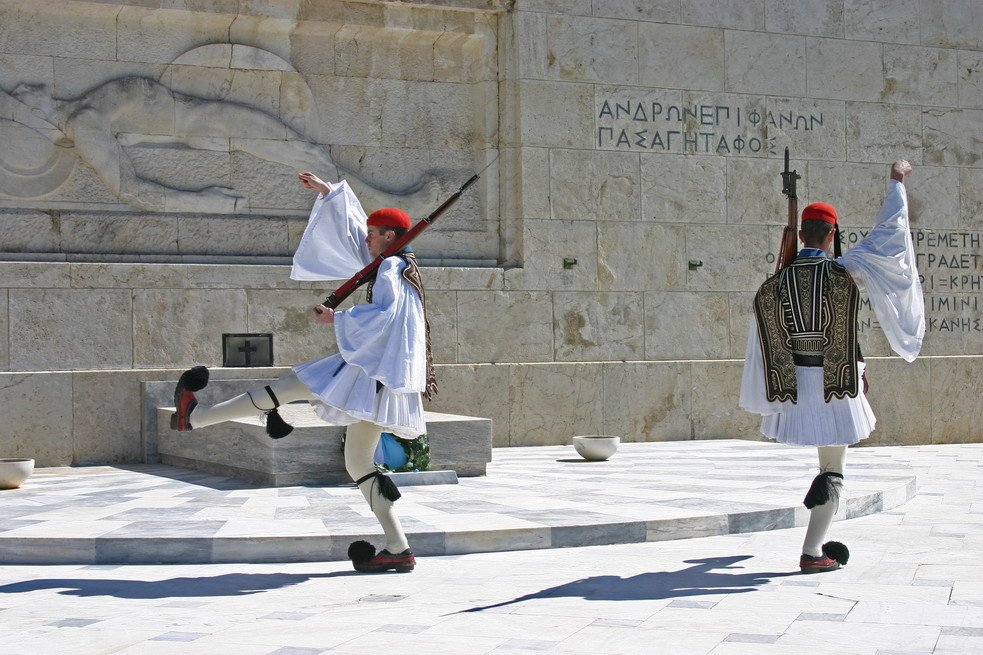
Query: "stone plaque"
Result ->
[[222, 333, 273, 368]]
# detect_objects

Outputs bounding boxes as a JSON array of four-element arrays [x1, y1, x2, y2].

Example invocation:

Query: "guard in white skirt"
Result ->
[[740, 159, 925, 573], [172, 171, 434, 574]]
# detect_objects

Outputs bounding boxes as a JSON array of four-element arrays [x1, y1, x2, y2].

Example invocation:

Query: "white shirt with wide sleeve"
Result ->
[[334, 256, 427, 394], [839, 179, 925, 362], [290, 181, 371, 281], [289, 181, 426, 438]]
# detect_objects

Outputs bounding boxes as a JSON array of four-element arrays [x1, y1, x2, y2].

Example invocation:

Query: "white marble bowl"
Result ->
[[0, 458, 35, 489], [572, 435, 620, 461]]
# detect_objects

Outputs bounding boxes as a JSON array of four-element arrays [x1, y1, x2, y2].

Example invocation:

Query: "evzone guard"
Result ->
[[741, 157, 925, 573], [170, 171, 468, 573]]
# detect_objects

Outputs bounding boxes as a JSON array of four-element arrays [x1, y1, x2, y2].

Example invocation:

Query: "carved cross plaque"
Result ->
[[222, 333, 273, 367]]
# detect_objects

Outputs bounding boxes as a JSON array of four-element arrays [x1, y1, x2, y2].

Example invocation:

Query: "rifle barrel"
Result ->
[[775, 148, 800, 272], [320, 174, 481, 309]]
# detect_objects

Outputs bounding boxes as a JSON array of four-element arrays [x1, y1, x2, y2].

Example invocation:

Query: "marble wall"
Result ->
[[0, 0, 501, 262], [1, 0, 981, 464]]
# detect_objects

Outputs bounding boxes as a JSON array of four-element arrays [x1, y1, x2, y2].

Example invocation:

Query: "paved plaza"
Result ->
[[1, 441, 982, 654], [0, 441, 915, 565]]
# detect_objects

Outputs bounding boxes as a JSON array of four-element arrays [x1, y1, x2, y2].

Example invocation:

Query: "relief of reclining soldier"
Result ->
[[1, 77, 442, 214]]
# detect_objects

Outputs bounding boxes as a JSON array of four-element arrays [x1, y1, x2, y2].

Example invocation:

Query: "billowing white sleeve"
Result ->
[[290, 180, 372, 281], [332, 257, 427, 393], [838, 180, 925, 362], [739, 319, 783, 415]]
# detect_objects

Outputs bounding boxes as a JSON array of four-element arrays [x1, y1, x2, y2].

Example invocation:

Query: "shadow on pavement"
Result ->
[[460, 555, 796, 613], [0, 570, 358, 599]]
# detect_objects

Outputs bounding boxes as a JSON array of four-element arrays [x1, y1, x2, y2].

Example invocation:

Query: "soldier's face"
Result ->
[[366, 226, 395, 258]]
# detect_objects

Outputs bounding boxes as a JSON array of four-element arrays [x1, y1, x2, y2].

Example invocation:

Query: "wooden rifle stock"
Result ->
[[319, 173, 480, 310], [775, 147, 801, 272]]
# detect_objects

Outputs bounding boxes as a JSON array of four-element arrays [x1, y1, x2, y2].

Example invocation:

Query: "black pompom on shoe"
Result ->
[[348, 540, 377, 567], [179, 366, 209, 393], [822, 541, 850, 565]]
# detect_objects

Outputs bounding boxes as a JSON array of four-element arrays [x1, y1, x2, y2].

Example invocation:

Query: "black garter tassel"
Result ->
[[376, 473, 401, 502], [348, 540, 376, 564], [822, 541, 850, 565], [258, 385, 293, 439], [803, 471, 843, 509], [356, 471, 402, 502], [265, 408, 293, 439]]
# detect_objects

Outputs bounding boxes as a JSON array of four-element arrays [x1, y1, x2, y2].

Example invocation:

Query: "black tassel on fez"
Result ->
[[803, 471, 843, 509], [348, 540, 376, 564], [822, 541, 850, 565], [265, 408, 293, 439]]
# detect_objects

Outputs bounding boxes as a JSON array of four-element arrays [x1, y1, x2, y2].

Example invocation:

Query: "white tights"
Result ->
[[345, 421, 410, 554], [189, 375, 410, 554], [190, 375, 314, 428], [802, 445, 847, 557]]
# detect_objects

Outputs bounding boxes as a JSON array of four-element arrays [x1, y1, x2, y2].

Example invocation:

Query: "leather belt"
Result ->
[[793, 353, 824, 367]]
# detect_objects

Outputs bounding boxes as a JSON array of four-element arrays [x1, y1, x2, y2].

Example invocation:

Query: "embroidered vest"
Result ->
[[753, 256, 861, 403], [366, 252, 438, 399]]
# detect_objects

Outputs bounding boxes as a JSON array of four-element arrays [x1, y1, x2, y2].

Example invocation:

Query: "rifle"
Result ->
[[316, 173, 480, 311], [775, 147, 801, 272]]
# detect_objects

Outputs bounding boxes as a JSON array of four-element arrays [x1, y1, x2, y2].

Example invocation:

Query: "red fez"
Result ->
[[801, 202, 838, 225], [367, 208, 411, 230]]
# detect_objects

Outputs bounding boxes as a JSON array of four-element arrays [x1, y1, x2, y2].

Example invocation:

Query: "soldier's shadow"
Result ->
[[460, 555, 795, 613], [0, 571, 356, 599]]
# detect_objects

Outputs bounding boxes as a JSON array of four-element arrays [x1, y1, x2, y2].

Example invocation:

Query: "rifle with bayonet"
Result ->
[[775, 147, 801, 272], [315, 173, 480, 312]]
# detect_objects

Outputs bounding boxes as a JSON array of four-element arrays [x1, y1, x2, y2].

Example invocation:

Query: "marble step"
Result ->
[[158, 402, 491, 487], [0, 441, 919, 565]]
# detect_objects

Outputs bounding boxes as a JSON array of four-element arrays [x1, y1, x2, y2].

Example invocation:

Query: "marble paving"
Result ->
[[0, 440, 916, 565], [1, 442, 981, 655]]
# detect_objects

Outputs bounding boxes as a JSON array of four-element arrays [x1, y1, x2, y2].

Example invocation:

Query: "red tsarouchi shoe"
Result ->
[[799, 553, 841, 574], [353, 549, 416, 573], [170, 366, 208, 431]]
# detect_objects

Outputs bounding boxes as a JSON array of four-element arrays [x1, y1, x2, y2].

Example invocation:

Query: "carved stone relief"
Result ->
[[0, 44, 450, 216]]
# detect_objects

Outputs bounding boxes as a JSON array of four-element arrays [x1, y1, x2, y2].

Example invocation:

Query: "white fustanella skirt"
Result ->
[[758, 364, 876, 446], [293, 353, 425, 440]]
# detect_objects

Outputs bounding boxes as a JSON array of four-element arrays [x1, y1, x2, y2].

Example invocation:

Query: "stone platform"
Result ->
[[0, 440, 916, 565], [157, 403, 492, 486]]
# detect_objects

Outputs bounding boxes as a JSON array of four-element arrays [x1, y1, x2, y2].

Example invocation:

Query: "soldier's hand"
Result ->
[[312, 305, 334, 324], [890, 160, 912, 182], [298, 171, 331, 195]]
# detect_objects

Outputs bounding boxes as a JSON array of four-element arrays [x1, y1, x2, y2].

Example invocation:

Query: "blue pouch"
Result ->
[[373, 432, 409, 470]]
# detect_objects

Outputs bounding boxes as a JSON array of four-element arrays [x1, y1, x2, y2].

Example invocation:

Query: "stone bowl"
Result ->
[[0, 458, 35, 489], [572, 435, 620, 462]]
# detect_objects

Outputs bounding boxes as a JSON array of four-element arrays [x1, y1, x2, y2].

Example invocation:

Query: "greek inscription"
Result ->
[[930, 296, 980, 311], [914, 231, 981, 249], [856, 228, 982, 336], [596, 96, 825, 156], [597, 128, 773, 155], [925, 317, 983, 333], [916, 253, 981, 269]]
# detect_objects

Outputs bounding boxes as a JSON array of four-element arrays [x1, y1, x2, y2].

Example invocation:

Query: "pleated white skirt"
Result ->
[[759, 364, 876, 446], [293, 353, 425, 440]]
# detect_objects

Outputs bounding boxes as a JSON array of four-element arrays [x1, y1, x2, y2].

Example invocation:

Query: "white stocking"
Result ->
[[190, 374, 314, 429], [345, 421, 410, 554], [802, 445, 847, 557]]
